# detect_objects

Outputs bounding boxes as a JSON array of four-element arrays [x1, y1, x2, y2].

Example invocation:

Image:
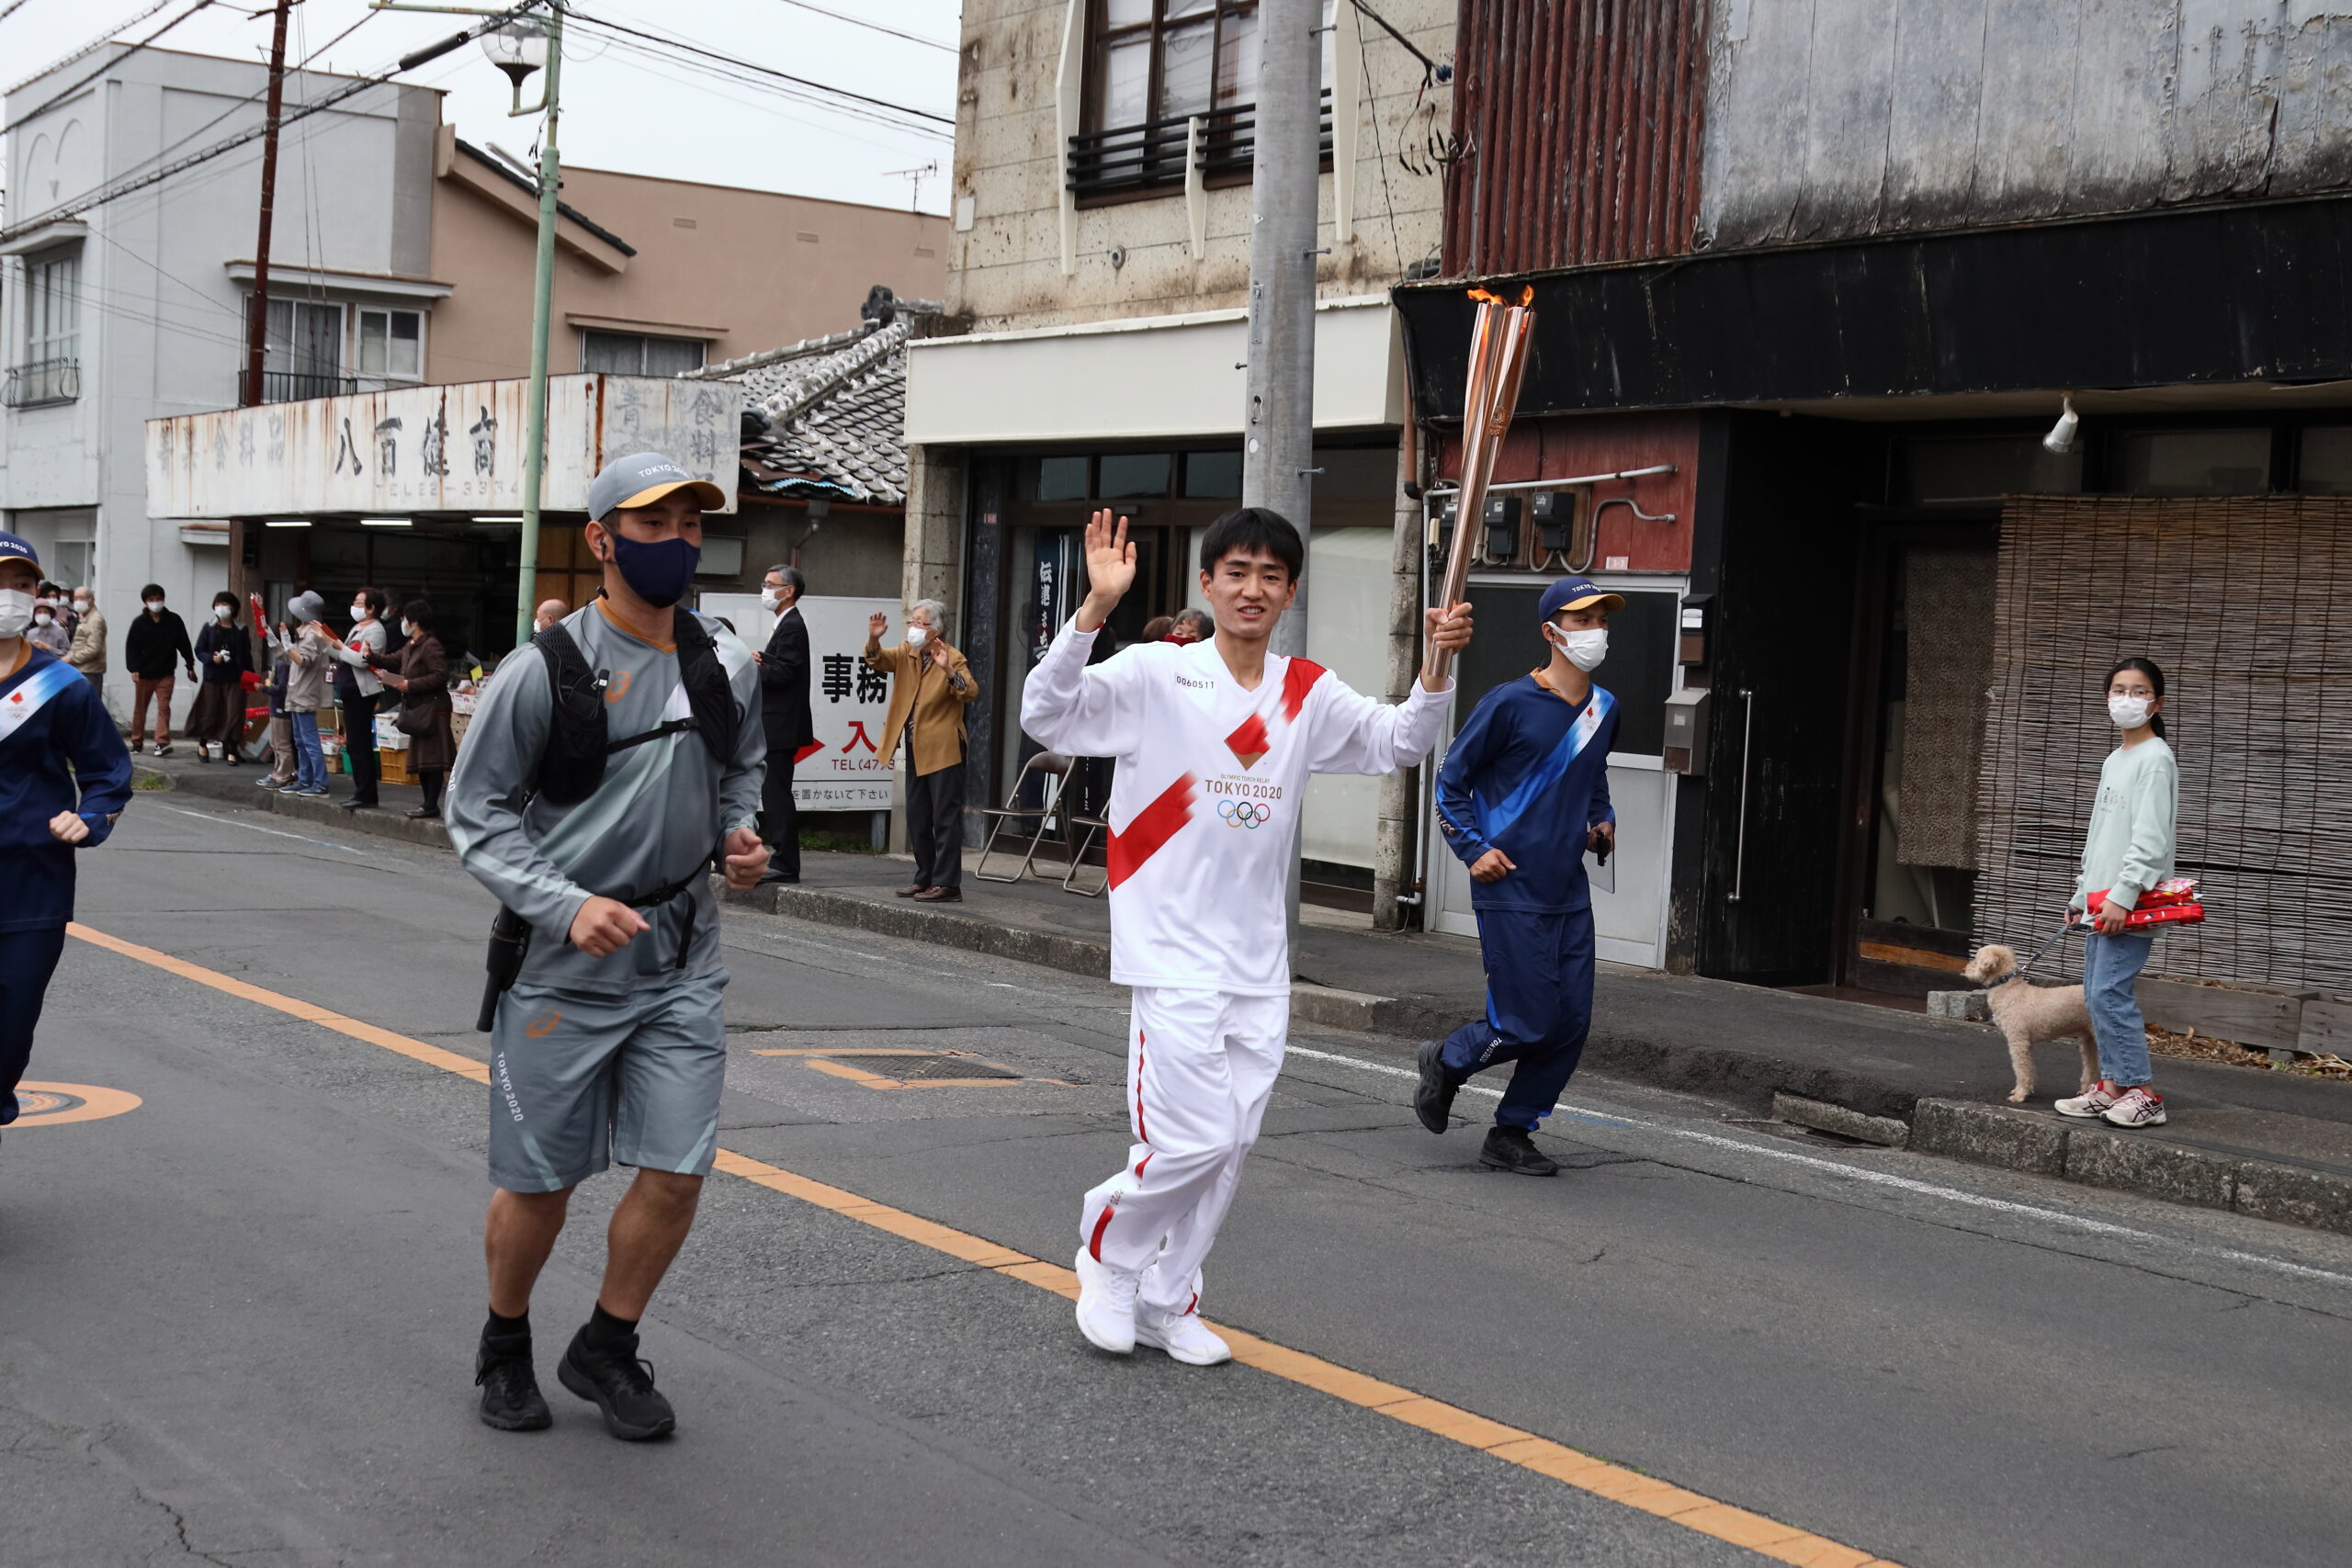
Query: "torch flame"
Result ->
[[1464, 285, 1536, 307]]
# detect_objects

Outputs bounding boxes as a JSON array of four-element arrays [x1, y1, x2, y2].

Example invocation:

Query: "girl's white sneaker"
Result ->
[[2054, 1083, 2120, 1119], [2103, 1087, 2168, 1128]]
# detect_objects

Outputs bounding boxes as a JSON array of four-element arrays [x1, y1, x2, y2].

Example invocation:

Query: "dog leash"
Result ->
[[1993, 923, 2083, 987]]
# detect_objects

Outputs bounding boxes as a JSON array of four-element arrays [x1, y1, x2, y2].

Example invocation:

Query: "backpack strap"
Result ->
[[672, 606, 739, 765], [528, 622, 612, 805]]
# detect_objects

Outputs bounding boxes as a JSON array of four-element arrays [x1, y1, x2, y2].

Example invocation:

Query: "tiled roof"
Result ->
[[700, 320, 913, 508]]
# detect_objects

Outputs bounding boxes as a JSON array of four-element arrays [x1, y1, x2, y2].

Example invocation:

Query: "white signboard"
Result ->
[[702, 592, 899, 810], [144, 374, 740, 518]]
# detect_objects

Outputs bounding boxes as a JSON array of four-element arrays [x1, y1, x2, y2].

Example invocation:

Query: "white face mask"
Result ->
[[905, 625, 929, 649], [73, 600, 91, 615], [2109, 693, 2154, 730], [144, 599, 164, 614], [401, 621, 416, 639], [214, 604, 233, 620], [760, 587, 781, 610], [0, 589, 33, 639], [351, 604, 370, 621], [36, 610, 55, 626], [1547, 622, 1608, 671]]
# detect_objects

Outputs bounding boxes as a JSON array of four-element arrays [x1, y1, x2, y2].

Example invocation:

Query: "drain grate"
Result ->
[[822, 1054, 1021, 1082], [1723, 1118, 1878, 1149]]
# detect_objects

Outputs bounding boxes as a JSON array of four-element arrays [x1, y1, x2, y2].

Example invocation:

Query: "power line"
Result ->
[[566, 8, 953, 128], [5, 0, 189, 97], [766, 0, 955, 54], [582, 29, 950, 144], [3, 0, 219, 140], [0, 1, 537, 244]]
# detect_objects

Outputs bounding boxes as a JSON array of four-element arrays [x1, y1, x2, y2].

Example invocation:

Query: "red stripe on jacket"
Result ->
[[1280, 657, 1326, 722], [1107, 773, 1197, 890]]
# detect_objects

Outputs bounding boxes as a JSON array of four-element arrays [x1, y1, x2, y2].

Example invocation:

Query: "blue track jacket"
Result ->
[[1, 649, 133, 932], [1436, 673, 1617, 914]]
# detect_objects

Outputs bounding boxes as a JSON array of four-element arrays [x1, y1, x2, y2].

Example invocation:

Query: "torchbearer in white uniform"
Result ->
[[1022, 507, 1473, 1364]]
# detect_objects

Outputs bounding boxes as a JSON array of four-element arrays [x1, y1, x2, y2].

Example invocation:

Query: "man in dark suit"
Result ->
[[754, 564, 810, 884]]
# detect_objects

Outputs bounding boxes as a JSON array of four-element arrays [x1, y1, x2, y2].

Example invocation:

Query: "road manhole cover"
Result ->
[[823, 1054, 1022, 1082], [13, 1089, 82, 1118]]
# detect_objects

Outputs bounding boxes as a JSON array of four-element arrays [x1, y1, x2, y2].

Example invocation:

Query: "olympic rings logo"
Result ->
[[1218, 800, 1272, 829]]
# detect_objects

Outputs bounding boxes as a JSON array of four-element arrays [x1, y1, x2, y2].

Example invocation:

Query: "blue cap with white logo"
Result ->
[[1539, 576, 1624, 619], [0, 530, 40, 572], [586, 452, 729, 521]]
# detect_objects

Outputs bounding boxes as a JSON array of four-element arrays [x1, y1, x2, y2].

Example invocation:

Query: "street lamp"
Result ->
[[378, 0, 566, 646]]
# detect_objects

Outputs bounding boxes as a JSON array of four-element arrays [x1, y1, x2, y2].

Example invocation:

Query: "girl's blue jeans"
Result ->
[[2084, 931, 2155, 1087], [290, 710, 326, 791]]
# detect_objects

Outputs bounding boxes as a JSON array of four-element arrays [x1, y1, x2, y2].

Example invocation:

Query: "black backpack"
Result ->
[[529, 607, 739, 807]]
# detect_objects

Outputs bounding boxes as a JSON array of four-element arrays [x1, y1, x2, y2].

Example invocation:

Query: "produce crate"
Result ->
[[379, 748, 415, 786]]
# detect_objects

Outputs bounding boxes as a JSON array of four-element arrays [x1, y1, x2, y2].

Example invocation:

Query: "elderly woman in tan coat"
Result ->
[[864, 597, 979, 902], [368, 599, 458, 820]]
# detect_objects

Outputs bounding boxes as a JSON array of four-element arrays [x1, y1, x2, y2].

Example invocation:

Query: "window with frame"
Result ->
[[582, 330, 706, 376], [6, 246, 82, 406], [356, 307, 423, 380], [1072, 0, 1332, 201], [249, 299, 349, 402]]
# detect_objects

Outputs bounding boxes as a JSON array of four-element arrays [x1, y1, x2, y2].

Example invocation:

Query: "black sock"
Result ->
[[483, 1308, 530, 1342], [584, 1303, 639, 1351]]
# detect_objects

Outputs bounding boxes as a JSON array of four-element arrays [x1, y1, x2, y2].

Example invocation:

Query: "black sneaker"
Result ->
[[558, 1324, 676, 1440], [1414, 1039, 1463, 1134], [1479, 1126, 1560, 1177], [474, 1334, 552, 1431]]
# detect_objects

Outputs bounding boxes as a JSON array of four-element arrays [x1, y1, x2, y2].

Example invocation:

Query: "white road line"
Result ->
[[1278, 1043, 2352, 1290], [163, 806, 368, 855]]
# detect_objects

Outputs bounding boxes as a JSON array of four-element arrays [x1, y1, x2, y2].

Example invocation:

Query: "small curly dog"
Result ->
[[1960, 943, 2099, 1103]]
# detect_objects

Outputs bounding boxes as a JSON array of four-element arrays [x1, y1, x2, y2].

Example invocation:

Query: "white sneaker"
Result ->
[[1072, 1247, 1137, 1354], [2103, 1087, 2168, 1128], [1136, 1309, 1231, 1366], [2054, 1082, 2120, 1119]]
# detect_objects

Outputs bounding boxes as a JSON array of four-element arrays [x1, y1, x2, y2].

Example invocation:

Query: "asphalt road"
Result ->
[[6, 795, 2351, 1568]]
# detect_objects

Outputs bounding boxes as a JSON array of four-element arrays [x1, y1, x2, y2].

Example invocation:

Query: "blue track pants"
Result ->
[[1440, 907, 1596, 1131], [2, 925, 70, 1125]]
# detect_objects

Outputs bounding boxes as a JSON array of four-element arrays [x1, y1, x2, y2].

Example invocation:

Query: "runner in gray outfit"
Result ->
[[447, 451, 770, 1440]]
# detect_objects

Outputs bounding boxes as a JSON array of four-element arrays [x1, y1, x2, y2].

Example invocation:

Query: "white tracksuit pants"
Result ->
[[1080, 987, 1287, 1319]]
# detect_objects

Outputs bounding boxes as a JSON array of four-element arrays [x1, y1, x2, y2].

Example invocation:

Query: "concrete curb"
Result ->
[[141, 766, 2352, 1237], [1911, 1099, 2352, 1235]]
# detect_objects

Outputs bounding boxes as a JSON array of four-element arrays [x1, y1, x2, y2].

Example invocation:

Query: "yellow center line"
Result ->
[[65, 919, 1905, 1568]]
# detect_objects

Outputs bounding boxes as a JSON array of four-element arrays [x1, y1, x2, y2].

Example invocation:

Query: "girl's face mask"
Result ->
[[2109, 693, 2154, 729]]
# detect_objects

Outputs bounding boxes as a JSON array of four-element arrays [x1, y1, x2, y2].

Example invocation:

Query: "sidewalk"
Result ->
[[136, 749, 2352, 1235]]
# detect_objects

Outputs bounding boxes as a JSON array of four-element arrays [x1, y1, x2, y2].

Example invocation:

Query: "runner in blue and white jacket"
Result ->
[[0, 530, 133, 1139], [1415, 576, 1622, 1176]]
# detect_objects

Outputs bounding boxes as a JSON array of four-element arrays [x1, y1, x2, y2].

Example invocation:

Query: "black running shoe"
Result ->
[[1414, 1039, 1463, 1134], [475, 1335, 552, 1431], [1479, 1125, 1560, 1177], [558, 1325, 676, 1440]]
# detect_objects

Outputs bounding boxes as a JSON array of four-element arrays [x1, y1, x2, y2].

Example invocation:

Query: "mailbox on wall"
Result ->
[[1663, 687, 1711, 775]]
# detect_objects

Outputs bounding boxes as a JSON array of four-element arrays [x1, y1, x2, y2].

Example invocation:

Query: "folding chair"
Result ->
[[975, 750, 1074, 884], [1061, 757, 1111, 897]]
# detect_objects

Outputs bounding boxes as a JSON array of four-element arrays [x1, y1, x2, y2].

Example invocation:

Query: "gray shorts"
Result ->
[[488, 975, 729, 1193]]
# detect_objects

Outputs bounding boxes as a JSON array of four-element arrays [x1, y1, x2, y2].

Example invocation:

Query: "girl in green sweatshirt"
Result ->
[[2055, 657, 2178, 1129]]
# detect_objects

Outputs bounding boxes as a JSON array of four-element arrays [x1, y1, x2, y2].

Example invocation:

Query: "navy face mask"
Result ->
[[605, 531, 700, 608]]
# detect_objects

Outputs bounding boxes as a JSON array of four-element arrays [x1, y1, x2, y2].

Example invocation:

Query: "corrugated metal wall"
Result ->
[[1443, 0, 1708, 276]]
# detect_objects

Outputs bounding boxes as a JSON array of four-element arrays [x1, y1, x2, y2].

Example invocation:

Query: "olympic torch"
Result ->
[[1428, 287, 1535, 684]]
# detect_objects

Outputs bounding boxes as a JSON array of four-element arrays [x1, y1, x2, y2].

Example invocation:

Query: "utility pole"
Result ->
[[514, 3, 563, 646], [1242, 0, 1322, 938], [1241, 0, 1322, 668], [233, 0, 294, 633]]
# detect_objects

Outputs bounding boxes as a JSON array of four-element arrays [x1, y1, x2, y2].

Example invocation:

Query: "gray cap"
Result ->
[[288, 590, 327, 623], [586, 451, 729, 522]]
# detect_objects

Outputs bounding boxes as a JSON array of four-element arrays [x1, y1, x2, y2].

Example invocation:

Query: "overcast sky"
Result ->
[[1, 0, 962, 217]]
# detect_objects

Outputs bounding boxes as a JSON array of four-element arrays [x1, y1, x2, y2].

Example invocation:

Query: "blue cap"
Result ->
[[0, 530, 39, 572], [1539, 577, 1624, 619], [587, 451, 729, 521]]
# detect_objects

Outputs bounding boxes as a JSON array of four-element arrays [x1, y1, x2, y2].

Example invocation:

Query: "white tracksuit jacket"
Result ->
[[1022, 618, 1449, 1313]]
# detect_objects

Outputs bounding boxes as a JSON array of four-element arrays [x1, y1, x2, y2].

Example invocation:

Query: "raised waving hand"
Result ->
[[1075, 509, 1136, 633]]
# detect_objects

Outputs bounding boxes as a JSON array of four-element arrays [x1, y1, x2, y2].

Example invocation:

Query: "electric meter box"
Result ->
[[1663, 687, 1711, 775]]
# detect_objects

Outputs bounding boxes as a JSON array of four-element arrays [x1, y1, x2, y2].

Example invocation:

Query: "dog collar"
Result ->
[[1982, 972, 2023, 988]]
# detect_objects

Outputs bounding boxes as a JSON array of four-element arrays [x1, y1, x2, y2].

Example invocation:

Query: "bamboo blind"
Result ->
[[1976, 497, 2352, 991]]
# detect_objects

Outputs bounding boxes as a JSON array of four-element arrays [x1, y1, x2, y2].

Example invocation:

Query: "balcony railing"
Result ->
[[3, 357, 80, 408], [1068, 94, 1333, 202], [238, 368, 358, 404]]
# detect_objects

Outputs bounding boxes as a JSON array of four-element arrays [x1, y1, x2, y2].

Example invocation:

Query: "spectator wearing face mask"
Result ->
[[864, 598, 979, 902], [65, 587, 106, 693], [315, 587, 390, 811], [280, 592, 336, 796], [257, 626, 298, 789], [534, 598, 568, 636], [368, 600, 457, 819], [124, 584, 197, 755], [26, 585, 70, 658], [1169, 607, 1213, 644], [187, 592, 255, 765]]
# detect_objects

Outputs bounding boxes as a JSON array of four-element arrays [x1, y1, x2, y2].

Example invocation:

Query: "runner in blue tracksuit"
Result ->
[[0, 530, 133, 1142], [1414, 576, 1623, 1176]]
